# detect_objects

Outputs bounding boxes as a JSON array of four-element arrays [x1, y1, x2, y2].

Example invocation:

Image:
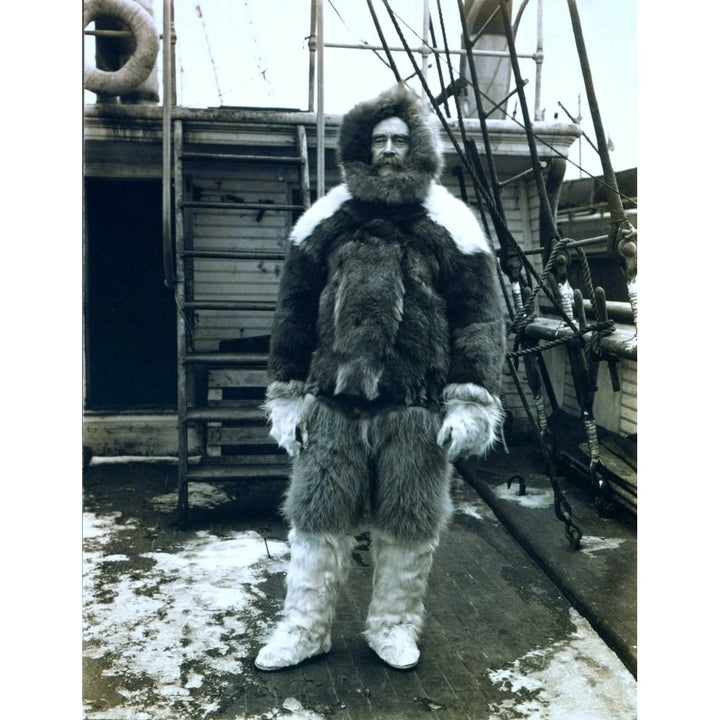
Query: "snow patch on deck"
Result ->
[[487, 607, 636, 719], [246, 697, 328, 719], [455, 501, 494, 521], [83, 511, 123, 541], [492, 481, 555, 508], [451, 473, 499, 522], [83, 509, 289, 720], [579, 534, 627, 556], [455, 500, 500, 523]]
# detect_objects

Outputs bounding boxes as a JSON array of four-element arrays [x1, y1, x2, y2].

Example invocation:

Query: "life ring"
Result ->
[[84, 0, 159, 95]]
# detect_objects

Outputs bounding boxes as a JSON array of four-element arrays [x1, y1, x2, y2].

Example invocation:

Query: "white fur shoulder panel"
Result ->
[[290, 184, 352, 245], [423, 183, 491, 255]]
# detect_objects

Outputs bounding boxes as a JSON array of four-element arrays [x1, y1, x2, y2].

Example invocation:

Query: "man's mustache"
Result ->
[[375, 155, 404, 169]]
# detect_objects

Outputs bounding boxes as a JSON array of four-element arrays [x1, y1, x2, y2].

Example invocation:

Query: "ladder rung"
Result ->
[[186, 462, 290, 481], [184, 352, 268, 366], [182, 300, 276, 312], [181, 249, 285, 261], [181, 201, 305, 212], [181, 151, 304, 164], [185, 407, 266, 423], [197, 453, 286, 465]]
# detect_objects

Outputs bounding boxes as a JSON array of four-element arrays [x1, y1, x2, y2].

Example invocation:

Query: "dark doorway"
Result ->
[[85, 178, 176, 409]]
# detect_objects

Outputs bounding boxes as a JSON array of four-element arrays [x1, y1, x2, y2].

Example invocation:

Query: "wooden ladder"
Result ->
[[173, 118, 311, 525]]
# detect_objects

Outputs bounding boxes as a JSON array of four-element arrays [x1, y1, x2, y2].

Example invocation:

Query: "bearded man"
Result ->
[[255, 84, 506, 671]]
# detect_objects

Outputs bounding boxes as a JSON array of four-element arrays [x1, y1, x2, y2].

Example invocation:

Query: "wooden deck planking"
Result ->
[[83, 444, 636, 719]]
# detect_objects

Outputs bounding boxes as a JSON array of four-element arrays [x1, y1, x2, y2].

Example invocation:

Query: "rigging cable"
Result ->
[[383, 0, 577, 332], [242, 0, 275, 100], [442, 2, 635, 205], [195, 4, 222, 104], [326, 0, 397, 77], [365, 0, 402, 81]]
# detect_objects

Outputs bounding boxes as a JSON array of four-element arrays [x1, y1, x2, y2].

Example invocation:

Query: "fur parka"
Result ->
[[268, 85, 505, 417]]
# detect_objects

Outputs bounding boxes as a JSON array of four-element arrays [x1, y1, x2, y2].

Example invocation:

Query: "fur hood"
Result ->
[[337, 84, 444, 205]]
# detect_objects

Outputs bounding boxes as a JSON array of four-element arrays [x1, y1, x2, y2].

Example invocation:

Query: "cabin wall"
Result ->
[[558, 357, 637, 437], [619, 360, 637, 437], [83, 413, 202, 458], [182, 149, 342, 353], [183, 163, 295, 351], [495, 179, 543, 435]]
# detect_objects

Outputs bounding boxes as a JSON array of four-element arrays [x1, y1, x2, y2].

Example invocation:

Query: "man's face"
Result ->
[[371, 117, 410, 173]]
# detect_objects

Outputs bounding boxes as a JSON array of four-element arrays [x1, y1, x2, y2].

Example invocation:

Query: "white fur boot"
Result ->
[[255, 528, 354, 671], [363, 530, 438, 670]]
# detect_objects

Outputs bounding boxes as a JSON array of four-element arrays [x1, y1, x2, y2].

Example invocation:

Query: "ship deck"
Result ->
[[82, 439, 636, 719]]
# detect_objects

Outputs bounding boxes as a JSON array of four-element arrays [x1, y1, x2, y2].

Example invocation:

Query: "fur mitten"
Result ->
[[263, 380, 312, 457], [437, 383, 503, 461]]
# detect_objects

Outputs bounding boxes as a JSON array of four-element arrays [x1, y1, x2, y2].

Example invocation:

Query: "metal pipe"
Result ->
[[173, 118, 188, 522], [498, 160, 546, 187], [162, 0, 174, 287], [421, 0, 430, 102], [534, 0, 544, 121], [84, 29, 134, 38], [324, 40, 537, 59], [316, 0, 325, 197], [308, 0, 318, 111], [522, 234, 608, 254], [552, 298, 635, 325]]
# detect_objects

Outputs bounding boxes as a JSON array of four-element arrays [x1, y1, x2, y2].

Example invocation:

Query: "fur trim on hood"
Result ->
[[338, 84, 444, 205]]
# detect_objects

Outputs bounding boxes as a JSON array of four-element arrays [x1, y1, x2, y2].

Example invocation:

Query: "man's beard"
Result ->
[[374, 156, 405, 175], [343, 156, 433, 205]]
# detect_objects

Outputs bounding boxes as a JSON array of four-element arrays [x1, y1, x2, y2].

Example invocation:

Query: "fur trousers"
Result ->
[[282, 397, 453, 543]]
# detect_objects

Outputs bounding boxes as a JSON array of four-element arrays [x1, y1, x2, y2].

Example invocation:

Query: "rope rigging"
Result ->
[[375, 0, 637, 540], [422, 1, 637, 202], [195, 4, 222, 104]]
